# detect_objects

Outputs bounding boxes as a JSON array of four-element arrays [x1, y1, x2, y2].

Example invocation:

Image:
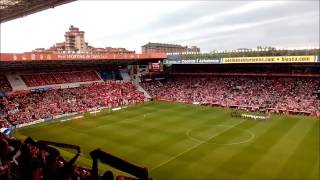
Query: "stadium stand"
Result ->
[[171, 48, 320, 58], [0, 81, 145, 127], [141, 76, 320, 116], [119, 69, 132, 81], [0, 75, 12, 93], [0, 48, 318, 179], [98, 70, 123, 81], [0, 119, 11, 128], [168, 63, 320, 75], [20, 71, 101, 87], [99, 70, 115, 80]]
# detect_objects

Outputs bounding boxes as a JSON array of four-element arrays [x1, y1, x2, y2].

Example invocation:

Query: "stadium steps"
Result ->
[[132, 78, 151, 100], [115, 70, 123, 80], [6, 74, 28, 91], [94, 71, 104, 81], [99, 70, 114, 80], [137, 84, 151, 100], [119, 69, 131, 81]]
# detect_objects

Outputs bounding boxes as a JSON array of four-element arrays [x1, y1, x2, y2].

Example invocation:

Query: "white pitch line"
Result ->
[[186, 125, 255, 145], [150, 120, 245, 172]]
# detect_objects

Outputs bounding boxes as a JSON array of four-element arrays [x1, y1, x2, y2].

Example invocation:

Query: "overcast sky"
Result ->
[[0, 0, 319, 53]]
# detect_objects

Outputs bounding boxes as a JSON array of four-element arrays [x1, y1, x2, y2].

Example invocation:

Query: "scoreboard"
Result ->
[[149, 62, 163, 72]]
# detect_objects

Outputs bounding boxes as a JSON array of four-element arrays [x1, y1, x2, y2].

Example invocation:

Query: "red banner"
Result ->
[[0, 53, 167, 62]]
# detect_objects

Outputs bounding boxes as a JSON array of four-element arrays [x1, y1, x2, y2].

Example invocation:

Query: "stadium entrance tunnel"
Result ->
[[186, 125, 255, 145]]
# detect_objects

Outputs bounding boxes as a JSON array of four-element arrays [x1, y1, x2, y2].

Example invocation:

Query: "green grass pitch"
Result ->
[[14, 101, 319, 179]]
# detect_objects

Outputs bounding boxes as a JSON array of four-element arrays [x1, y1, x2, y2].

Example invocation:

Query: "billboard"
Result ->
[[148, 62, 163, 72], [182, 59, 220, 64], [164, 58, 220, 64], [164, 59, 181, 64], [150, 63, 160, 72], [0, 53, 167, 62], [222, 56, 316, 64]]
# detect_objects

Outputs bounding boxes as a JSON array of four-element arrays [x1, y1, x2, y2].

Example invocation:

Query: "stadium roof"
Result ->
[[142, 42, 186, 48], [0, 0, 76, 23]]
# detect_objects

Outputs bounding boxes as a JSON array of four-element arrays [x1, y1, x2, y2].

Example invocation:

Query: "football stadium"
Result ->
[[0, 1, 319, 180]]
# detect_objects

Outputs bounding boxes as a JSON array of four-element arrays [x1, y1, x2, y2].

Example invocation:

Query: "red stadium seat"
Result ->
[[21, 71, 101, 87]]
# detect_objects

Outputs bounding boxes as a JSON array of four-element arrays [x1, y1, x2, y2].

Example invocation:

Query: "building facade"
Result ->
[[91, 47, 135, 54], [141, 42, 200, 54], [64, 25, 87, 52], [32, 25, 134, 54]]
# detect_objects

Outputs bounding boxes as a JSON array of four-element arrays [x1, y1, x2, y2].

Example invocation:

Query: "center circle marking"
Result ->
[[186, 125, 255, 145]]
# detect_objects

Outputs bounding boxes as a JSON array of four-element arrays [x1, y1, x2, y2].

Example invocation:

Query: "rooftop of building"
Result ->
[[142, 42, 187, 48]]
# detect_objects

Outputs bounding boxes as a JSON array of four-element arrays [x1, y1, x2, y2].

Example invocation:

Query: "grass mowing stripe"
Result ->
[[310, 154, 319, 180], [240, 119, 317, 179], [167, 119, 259, 179], [118, 108, 218, 160], [14, 102, 319, 179], [214, 117, 300, 179], [149, 119, 245, 172], [275, 121, 320, 179], [119, 107, 231, 166], [197, 119, 280, 179]]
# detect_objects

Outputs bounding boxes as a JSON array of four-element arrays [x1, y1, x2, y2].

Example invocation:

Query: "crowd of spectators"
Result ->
[[141, 76, 320, 116], [170, 64, 320, 75], [0, 132, 114, 180], [0, 77, 147, 179], [21, 71, 101, 87], [0, 81, 145, 127], [0, 119, 11, 129], [0, 131, 150, 180], [171, 47, 319, 58], [0, 75, 12, 93]]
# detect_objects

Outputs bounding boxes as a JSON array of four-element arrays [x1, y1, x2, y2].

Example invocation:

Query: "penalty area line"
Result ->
[[149, 120, 245, 172]]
